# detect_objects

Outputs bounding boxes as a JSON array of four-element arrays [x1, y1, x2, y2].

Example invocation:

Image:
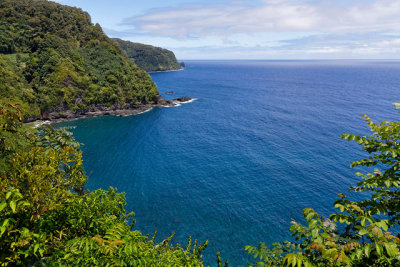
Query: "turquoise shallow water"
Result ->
[[60, 60, 400, 265]]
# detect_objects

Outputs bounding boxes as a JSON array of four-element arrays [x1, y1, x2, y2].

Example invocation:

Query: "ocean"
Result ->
[[59, 60, 400, 265]]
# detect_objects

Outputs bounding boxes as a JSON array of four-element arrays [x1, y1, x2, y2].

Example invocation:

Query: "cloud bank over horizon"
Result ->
[[62, 0, 400, 59], [123, 0, 400, 38]]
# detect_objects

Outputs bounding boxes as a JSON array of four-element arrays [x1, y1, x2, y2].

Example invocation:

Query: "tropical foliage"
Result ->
[[246, 106, 400, 266], [113, 38, 182, 72]]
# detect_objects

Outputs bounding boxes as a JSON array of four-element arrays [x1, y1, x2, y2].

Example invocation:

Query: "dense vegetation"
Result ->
[[0, 100, 207, 266], [0, 0, 158, 119], [113, 38, 182, 72]]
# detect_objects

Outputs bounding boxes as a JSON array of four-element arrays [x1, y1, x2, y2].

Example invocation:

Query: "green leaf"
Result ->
[[364, 244, 371, 257], [306, 212, 314, 222], [2, 219, 9, 227], [383, 243, 398, 258], [334, 204, 345, 212], [34, 243, 40, 254], [308, 219, 318, 230], [0, 226, 6, 237], [358, 229, 368, 235], [297, 256, 302, 266], [355, 248, 363, 259], [360, 217, 366, 227], [0, 202, 7, 212], [376, 244, 382, 256], [9, 201, 16, 213], [375, 221, 388, 231]]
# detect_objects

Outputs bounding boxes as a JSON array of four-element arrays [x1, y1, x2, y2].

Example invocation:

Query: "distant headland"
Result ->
[[112, 38, 184, 72]]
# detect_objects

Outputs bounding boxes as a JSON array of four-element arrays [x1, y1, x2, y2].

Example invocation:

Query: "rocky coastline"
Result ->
[[25, 95, 193, 123]]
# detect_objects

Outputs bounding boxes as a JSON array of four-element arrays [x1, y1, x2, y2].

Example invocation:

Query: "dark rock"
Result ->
[[165, 91, 174, 94], [25, 94, 193, 123], [173, 97, 192, 103]]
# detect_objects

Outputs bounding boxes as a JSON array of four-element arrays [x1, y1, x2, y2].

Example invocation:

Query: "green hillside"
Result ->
[[0, 0, 206, 265], [113, 38, 182, 72], [0, 0, 158, 120]]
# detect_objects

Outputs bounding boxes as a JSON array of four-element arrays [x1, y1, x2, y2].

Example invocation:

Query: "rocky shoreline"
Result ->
[[25, 95, 193, 123]]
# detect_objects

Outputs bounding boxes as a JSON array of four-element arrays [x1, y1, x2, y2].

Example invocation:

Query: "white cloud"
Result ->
[[122, 0, 400, 38], [166, 33, 400, 59]]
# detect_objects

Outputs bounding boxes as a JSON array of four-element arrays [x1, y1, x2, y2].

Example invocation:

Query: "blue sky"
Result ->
[[55, 0, 400, 60]]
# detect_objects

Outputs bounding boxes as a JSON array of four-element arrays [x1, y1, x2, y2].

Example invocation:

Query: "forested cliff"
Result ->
[[0, 0, 158, 120], [113, 38, 182, 72]]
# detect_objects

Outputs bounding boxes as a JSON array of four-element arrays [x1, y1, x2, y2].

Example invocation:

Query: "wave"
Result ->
[[135, 107, 153, 115], [172, 98, 198, 107], [32, 120, 51, 128], [148, 68, 184, 74]]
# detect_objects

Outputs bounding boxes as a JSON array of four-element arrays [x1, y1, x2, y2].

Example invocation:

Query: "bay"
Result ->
[[59, 60, 400, 265]]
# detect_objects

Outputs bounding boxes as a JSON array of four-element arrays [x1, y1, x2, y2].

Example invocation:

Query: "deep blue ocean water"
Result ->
[[60, 60, 400, 265]]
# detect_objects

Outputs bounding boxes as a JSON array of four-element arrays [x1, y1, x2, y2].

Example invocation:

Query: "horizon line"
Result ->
[[177, 58, 400, 61]]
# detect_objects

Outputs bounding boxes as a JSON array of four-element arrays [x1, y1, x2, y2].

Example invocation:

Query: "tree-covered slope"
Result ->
[[113, 38, 182, 72], [0, 0, 158, 119]]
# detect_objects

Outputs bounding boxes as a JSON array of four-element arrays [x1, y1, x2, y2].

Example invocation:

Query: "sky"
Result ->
[[54, 0, 400, 60]]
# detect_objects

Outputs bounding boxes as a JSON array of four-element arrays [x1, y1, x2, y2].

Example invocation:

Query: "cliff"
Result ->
[[0, 0, 160, 120]]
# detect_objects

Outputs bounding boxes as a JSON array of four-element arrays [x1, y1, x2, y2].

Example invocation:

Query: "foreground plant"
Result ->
[[247, 104, 400, 266]]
